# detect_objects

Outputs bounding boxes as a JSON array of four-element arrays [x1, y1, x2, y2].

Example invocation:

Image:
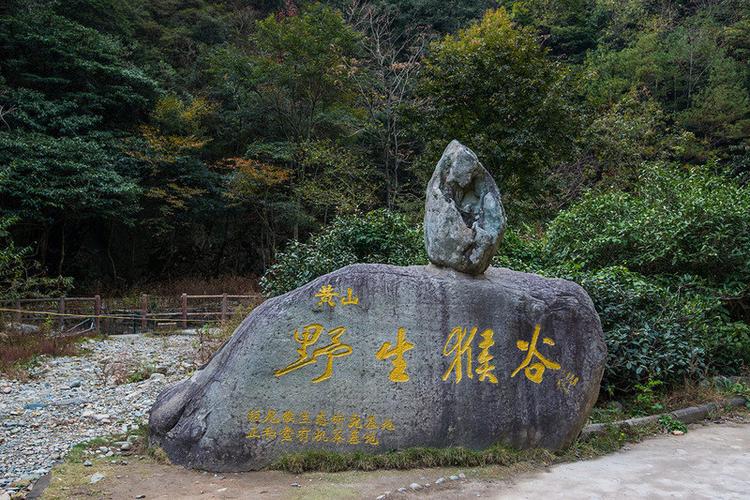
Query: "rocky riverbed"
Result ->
[[0, 334, 197, 495]]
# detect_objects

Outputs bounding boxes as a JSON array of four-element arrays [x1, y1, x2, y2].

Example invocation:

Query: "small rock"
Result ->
[[458, 472, 466, 479], [89, 472, 105, 484], [216, 488, 227, 492], [397, 488, 407, 493], [423, 140, 506, 275], [83, 460, 93, 467], [1, 386, 11, 394], [68, 380, 82, 388], [290, 482, 300, 487], [376, 495, 386, 500], [149, 373, 165, 382], [435, 477, 446, 485], [449, 475, 459, 481], [672, 430, 685, 436], [135, 496, 146, 499], [120, 442, 132, 451], [409, 483, 422, 491]]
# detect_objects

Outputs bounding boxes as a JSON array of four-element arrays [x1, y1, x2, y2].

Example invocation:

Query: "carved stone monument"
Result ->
[[149, 141, 606, 472]]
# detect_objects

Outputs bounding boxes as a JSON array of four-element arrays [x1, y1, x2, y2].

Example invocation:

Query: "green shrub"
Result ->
[[546, 163, 750, 288], [260, 210, 426, 297], [498, 234, 748, 396], [557, 266, 708, 395]]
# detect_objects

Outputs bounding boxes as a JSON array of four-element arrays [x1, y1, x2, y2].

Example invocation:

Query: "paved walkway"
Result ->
[[456, 421, 750, 499]]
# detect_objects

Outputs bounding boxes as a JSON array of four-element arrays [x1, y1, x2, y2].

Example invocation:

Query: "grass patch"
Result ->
[[272, 416, 673, 475], [272, 445, 556, 474], [589, 378, 743, 424], [0, 327, 86, 378], [125, 363, 158, 384]]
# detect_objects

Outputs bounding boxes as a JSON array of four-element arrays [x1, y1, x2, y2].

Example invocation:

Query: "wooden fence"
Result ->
[[0, 293, 263, 335]]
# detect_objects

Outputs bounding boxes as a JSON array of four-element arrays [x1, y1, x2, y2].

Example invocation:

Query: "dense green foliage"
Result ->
[[1, 0, 748, 289], [260, 210, 425, 296], [547, 164, 750, 288]]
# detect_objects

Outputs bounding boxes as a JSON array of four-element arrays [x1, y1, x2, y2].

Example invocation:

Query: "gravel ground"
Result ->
[[0, 334, 197, 494]]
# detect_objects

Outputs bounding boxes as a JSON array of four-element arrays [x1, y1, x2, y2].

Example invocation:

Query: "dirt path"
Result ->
[[42, 421, 750, 499]]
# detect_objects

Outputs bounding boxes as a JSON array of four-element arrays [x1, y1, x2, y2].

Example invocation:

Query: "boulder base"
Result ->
[[149, 264, 605, 472]]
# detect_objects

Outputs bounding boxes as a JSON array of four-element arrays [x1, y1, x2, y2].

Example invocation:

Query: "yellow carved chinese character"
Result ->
[[376, 327, 414, 382], [511, 324, 561, 384], [282, 410, 295, 424], [442, 326, 477, 383], [348, 429, 361, 445], [331, 414, 345, 427], [475, 329, 498, 384], [315, 285, 339, 307], [364, 416, 378, 430], [381, 419, 395, 432], [281, 426, 294, 442], [331, 429, 344, 444], [274, 324, 353, 383], [262, 427, 277, 440], [315, 411, 328, 427], [363, 432, 379, 446], [247, 410, 262, 423], [297, 428, 310, 444], [556, 372, 580, 395], [348, 414, 362, 429], [340, 288, 359, 305], [263, 409, 281, 424], [298, 411, 311, 424], [314, 429, 328, 442], [246, 427, 261, 439]]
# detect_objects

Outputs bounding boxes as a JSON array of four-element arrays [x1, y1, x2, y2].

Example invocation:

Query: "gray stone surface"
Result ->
[[149, 263, 606, 472], [424, 140, 506, 275]]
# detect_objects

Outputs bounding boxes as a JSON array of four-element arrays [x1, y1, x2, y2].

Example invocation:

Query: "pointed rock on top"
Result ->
[[424, 140, 506, 275]]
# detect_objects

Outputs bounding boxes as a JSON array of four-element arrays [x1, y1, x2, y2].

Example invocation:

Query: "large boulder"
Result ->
[[150, 263, 606, 472], [424, 140, 506, 275]]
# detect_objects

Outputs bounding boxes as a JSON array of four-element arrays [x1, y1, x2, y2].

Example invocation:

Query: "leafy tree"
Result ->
[[418, 8, 578, 215], [0, 6, 158, 131], [504, 0, 603, 62], [583, 7, 750, 155]]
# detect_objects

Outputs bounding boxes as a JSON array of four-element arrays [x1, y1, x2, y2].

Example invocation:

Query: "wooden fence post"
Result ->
[[94, 295, 101, 334], [141, 294, 148, 331], [181, 293, 188, 329], [58, 297, 65, 331], [104, 298, 110, 336], [221, 293, 228, 325]]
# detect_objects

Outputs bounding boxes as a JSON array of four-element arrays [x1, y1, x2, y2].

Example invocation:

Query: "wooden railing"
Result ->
[[0, 293, 263, 335]]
